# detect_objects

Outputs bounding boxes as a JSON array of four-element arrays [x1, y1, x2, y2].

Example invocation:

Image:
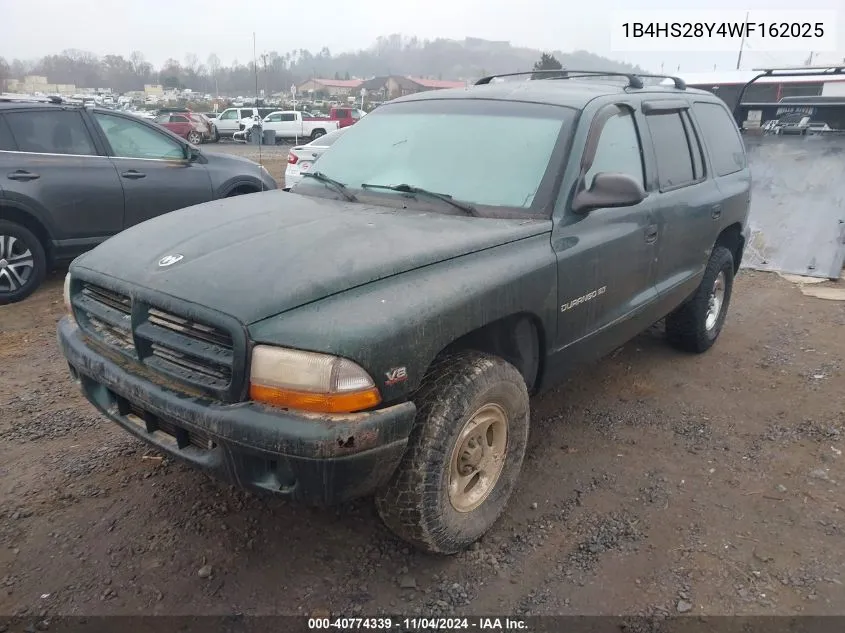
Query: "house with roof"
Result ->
[[358, 76, 466, 100], [295, 78, 365, 98]]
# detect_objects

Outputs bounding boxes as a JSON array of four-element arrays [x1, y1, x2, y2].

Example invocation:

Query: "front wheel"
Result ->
[[0, 220, 47, 305], [665, 245, 735, 353], [375, 351, 530, 554]]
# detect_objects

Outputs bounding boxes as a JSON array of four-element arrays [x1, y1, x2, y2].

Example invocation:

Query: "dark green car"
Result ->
[[57, 71, 750, 554]]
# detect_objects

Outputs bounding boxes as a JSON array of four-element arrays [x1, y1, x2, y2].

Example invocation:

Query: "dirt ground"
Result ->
[[204, 141, 290, 186], [1, 269, 843, 621]]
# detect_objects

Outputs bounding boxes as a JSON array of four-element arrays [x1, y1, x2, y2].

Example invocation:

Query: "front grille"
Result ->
[[74, 282, 239, 398]]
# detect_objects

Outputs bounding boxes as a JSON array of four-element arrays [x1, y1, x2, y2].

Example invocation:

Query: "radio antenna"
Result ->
[[252, 32, 264, 190]]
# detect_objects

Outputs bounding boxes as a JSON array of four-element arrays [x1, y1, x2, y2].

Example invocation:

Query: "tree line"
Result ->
[[0, 36, 641, 96]]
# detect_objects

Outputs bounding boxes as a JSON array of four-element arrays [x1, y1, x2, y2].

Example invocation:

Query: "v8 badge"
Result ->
[[385, 367, 408, 386]]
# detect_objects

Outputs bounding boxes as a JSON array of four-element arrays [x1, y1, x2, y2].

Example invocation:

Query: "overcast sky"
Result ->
[[3, 0, 843, 74]]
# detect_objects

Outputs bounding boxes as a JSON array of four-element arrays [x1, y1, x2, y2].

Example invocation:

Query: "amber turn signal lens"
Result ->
[[249, 384, 381, 414]]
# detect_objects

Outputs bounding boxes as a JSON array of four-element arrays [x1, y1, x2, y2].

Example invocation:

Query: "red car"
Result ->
[[304, 107, 364, 129], [154, 112, 212, 144]]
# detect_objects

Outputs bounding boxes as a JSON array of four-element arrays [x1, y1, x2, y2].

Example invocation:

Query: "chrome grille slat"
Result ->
[[150, 343, 231, 381], [81, 284, 131, 314], [148, 308, 233, 348], [88, 315, 135, 352]]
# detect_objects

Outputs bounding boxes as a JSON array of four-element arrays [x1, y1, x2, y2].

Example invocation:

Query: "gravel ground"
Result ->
[[1, 270, 843, 621], [203, 140, 290, 185]]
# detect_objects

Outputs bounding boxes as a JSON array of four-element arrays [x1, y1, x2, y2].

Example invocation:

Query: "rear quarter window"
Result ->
[[692, 102, 747, 177], [5, 110, 96, 156]]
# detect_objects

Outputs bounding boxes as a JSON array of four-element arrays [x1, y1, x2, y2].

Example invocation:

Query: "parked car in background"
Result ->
[[0, 101, 277, 304], [262, 110, 339, 141], [193, 112, 220, 142], [215, 107, 276, 137], [154, 112, 213, 144], [308, 107, 365, 128], [283, 127, 349, 189]]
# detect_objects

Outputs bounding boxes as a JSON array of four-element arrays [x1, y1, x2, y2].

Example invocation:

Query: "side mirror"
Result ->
[[571, 172, 647, 214]]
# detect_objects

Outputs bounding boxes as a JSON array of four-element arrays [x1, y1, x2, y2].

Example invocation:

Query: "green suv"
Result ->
[[57, 71, 750, 554]]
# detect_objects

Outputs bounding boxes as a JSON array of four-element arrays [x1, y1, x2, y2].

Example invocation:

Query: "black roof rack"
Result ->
[[734, 65, 845, 123], [474, 70, 687, 90], [0, 94, 63, 104]]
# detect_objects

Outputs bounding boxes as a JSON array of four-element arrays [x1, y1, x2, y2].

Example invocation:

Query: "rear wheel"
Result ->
[[187, 130, 202, 144], [310, 129, 326, 141], [0, 220, 47, 305], [665, 246, 735, 353], [375, 352, 530, 554]]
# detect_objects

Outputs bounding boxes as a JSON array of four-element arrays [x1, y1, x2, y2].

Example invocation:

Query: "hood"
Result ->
[[72, 192, 551, 324]]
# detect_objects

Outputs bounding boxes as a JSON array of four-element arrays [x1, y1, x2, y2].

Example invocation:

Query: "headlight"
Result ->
[[249, 345, 381, 414], [63, 273, 73, 315]]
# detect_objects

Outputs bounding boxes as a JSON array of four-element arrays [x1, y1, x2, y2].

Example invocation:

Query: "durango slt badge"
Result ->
[[158, 254, 184, 267]]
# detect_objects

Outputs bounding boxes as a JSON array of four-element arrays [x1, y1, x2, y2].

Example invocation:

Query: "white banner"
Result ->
[[610, 10, 839, 52]]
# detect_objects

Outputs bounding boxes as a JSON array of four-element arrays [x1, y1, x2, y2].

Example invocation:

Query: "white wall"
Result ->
[[821, 81, 845, 96]]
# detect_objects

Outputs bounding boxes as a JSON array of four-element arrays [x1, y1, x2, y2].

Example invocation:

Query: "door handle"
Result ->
[[7, 170, 39, 181], [121, 170, 146, 179], [711, 204, 723, 219], [645, 225, 659, 243]]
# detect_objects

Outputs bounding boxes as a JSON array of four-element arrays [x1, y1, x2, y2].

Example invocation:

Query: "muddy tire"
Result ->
[[0, 220, 47, 305], [375, 351, 530, 554], [665, 245, 734, 353]]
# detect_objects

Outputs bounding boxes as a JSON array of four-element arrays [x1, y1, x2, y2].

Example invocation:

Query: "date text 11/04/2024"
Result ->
[[307, 617, 529, 630], [621, 22, 825, 38]]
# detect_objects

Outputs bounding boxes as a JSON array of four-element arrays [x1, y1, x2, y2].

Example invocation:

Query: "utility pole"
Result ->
[[252, 32, 259, 101], [261, 52, 269, 96], [736, 11, 749, 70]]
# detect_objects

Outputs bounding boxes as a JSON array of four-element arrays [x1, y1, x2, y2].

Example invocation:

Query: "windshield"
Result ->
[[296, 99, 572, 211]]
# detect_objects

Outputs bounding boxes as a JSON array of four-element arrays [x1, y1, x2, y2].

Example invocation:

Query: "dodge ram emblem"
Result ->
[[158, 254, 184, 267]]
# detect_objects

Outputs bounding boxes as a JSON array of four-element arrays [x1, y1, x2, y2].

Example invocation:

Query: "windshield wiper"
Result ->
[[301, 171, 358, 202], [360, 183, 478, 217]]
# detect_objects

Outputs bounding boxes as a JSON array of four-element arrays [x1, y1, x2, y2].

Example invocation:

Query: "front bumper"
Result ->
[[57, 317, 416, 506]]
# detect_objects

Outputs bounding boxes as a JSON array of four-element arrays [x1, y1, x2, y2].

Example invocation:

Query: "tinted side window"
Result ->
[[0, 116, 16, 151], [93, 112, 184, 160], [585, 108, 644, 189], [6, 110, 96, 156], [280, 113, 296, 122], [645, 112, 695, 190], [692, 102, 747, 177]]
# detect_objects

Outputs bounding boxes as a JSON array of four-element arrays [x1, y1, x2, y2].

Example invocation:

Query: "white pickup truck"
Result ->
[[262, 111, 339, 142]]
